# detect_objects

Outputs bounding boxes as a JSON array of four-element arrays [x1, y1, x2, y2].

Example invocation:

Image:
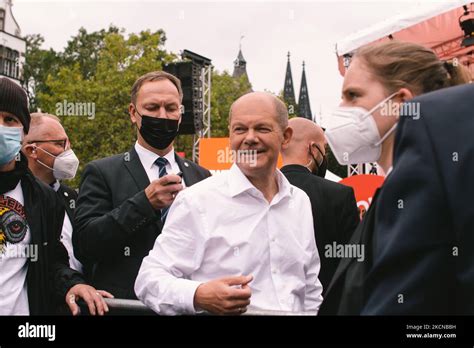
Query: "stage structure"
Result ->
[[164, 50, 212, 163]]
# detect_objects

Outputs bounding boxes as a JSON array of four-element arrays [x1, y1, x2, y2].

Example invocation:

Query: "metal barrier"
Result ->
[[103, 298, 155, 315], [79, 298, 316, 316]]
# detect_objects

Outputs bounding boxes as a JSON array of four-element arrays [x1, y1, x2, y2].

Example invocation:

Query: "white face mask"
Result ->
[[36, 147, 79, 180], [325, 92, 399, 165]]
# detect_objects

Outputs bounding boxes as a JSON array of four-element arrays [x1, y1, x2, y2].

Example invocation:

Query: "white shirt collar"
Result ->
[[51, 180, 60, 192], [134, 141, 176, 170], [228, 163, 293, 201]]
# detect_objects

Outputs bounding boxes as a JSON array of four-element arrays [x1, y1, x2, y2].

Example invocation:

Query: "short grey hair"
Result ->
[[273, 97, 289, 130], [30, 112, 61, 127]]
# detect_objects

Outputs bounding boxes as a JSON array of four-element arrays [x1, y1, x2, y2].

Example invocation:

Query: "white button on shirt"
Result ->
[[134, 141, 185, 186], [135, 163, 323, 315]]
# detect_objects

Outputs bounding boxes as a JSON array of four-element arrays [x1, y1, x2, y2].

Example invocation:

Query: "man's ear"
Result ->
[[129, 103, 137, 125], [281, 126, 293, 150], [312, 141, 326, 157], [308, 141, 317, 157], [22, 144, 37, 160]]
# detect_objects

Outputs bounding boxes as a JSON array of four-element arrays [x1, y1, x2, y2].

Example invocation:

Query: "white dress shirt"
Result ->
[[135, 164, 323, 315], [134, 141, 185, 186], [0, 183, 30, 315]]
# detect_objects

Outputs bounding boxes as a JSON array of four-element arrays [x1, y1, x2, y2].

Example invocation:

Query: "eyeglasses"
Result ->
[[27, 139, 68, 149]]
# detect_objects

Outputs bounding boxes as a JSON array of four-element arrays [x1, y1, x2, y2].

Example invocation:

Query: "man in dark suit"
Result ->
[[73, 71, 211, 299], [360, 83, 474, 315], [23, 113, 83, 273], [280, 117, 359, 297]]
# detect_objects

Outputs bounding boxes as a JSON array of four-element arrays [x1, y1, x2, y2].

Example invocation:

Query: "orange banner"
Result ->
[[199, 138, 283, 170], [339, 174, 385, 218]]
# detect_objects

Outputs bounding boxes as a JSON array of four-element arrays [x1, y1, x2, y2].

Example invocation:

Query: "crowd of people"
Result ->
[[0, 40, 472, 316]]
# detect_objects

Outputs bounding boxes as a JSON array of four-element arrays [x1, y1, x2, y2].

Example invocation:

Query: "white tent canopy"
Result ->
[[336, 0, 471, 56]]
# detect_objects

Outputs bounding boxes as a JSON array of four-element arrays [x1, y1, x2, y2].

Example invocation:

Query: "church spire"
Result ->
[[283, 52, 296, 108], [298, 61, 312, 120], [232, 41, 249, 80]]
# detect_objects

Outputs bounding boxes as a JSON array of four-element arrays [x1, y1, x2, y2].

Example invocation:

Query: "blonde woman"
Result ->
[[320, 41, 473, 315]]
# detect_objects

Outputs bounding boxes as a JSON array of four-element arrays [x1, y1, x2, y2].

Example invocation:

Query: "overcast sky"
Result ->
[[13, 0, 451, 127]]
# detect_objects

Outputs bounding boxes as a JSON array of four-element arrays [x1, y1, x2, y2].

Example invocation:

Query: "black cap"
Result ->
[[0, 78, 30, 133]]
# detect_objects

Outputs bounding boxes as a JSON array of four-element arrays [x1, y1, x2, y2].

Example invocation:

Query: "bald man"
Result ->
[[281, 118, 359, 303], [22, 113, 83, 273], [135, 92, 323, 315]]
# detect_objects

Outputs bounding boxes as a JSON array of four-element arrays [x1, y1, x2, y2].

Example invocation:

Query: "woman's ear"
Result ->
[[396, 88, 414, 103], [393, 88, 415, 120]]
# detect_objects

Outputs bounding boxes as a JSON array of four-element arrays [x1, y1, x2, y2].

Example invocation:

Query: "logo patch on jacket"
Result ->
[[0, 195, 28, 254]]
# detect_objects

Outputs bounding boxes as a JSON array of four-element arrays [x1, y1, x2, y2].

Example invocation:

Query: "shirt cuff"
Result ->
[[175, 279, 203, 314]]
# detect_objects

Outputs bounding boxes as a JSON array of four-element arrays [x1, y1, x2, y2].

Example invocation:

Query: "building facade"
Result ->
[[0, 0, 25, 84]]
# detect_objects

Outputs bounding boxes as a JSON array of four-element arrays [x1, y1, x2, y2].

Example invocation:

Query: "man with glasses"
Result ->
[[280, 117, 359, 302], [0, 77, 111, 315], [73, 71, 211, 299], [22, 113, 82, 273]]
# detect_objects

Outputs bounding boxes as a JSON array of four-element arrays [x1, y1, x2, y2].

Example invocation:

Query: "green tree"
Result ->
[[210, 70, 252, 137], [22, 34, 61, 111], [61, 26, 121, 80]]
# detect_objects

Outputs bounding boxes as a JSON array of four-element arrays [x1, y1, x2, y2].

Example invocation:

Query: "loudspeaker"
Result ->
[[164, 62, 203, 134]]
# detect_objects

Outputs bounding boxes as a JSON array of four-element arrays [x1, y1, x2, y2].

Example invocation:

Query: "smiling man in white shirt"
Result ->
[[135, 92, 323, 315]]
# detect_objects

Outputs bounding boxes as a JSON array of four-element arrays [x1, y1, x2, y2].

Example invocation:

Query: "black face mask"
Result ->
[[316, 155, 328, 178], [310, 144, 327, 178], [136, 109, 180, 150]]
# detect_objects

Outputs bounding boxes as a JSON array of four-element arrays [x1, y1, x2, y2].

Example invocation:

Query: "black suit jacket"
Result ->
[[73, 147, 211, 299], [281, 165, 360, 296], [319, 188, 381, 315], [56, 183, 90, 277], [360, 83, 474, 315], [21, 170, 84, 314]]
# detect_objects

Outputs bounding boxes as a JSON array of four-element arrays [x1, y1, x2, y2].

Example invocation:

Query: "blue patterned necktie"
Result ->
[[155, 157, 170, 222]]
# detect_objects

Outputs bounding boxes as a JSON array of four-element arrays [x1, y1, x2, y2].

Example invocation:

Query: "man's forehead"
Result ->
[[230, 113, 278, 128], [138, 80, 180, 101], [231, 100, 276, 119], [343, 58, 375, 89], [233, 93, 275, 109], [30, 118, 67, 139]]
